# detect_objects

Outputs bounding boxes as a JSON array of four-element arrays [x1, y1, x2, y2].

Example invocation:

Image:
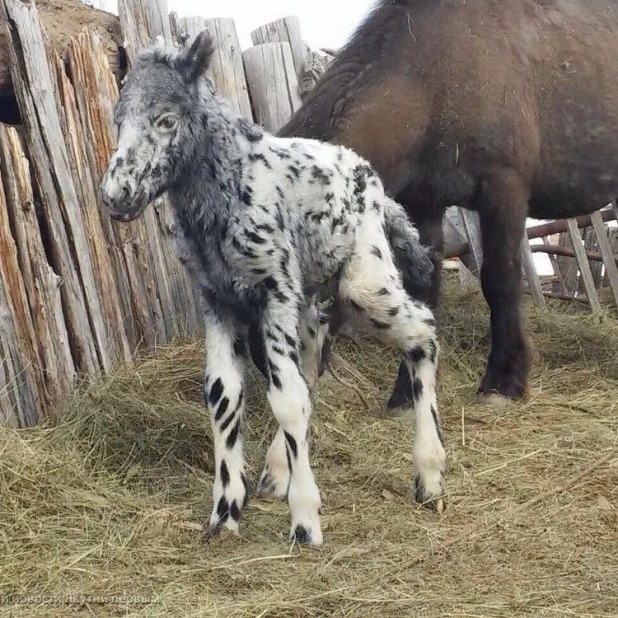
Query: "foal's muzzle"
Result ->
[[100, 179, 147, 222]]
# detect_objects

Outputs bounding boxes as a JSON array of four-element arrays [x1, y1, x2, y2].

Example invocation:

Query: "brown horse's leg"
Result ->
[[477, 170, 530, 402], [387, 190, 445, 411]]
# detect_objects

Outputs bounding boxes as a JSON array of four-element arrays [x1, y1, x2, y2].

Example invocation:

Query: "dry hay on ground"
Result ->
[[1, 275, 617, 617]]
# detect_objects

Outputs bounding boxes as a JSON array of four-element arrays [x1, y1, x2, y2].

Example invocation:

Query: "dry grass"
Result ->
[[1, 275, 618, 617]]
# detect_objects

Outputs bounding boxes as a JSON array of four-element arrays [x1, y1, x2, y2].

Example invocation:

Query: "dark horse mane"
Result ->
[[279, 0, 419, 141]]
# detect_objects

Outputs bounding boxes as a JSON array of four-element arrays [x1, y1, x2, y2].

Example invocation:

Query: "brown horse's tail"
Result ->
[[383, 201, 435, 302]]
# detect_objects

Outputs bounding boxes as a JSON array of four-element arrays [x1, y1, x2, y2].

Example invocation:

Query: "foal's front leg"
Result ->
[[262, 300, 323, 545], [203, 314, 249, 538]]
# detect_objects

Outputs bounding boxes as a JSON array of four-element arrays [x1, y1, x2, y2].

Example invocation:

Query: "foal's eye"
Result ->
[[156, 113, 178, 132]]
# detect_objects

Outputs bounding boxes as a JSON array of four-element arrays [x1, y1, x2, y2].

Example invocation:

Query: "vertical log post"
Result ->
[[0, 125, 75, 406], [250, 17, 307, 84], [590, 211, 618, 307], [1, 0, 116, 375], [566, 218, 601, 312], [242, 42, 302, 132], [179, 17, 252, 119], [118, 0, 202, 340]]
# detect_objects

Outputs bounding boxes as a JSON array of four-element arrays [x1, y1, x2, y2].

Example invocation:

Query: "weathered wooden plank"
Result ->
[[1, 0, 104, 374], [118, 0, 201, 340], [553, 231, 579, 293], [444, 207, 617, 259], [299, 48, 333, 96], [205, 19, 252, 120], [0, 157, 41, 426], [169, 11, 182, 45], [590, 211, 618, 308], [540, 236, 575, 296], [520, 237, 546, 307], [179, 15, 205, 42], [0, 125, 75, 405], [65, 31, 174, 348], [443, 208, 478, 283], [65, 32, 137, 348], [178, 17, 252, 119], [531, 243, 618, 263], [117, 0, 150, 62], [251, 17, 306, 82], [52, 48, 133, 365], [583, 226, 603, 287], [144, 0, 172, 44], [458, 208, 483, 272], [242, 42, 302, 132], [566, 218, 601, 312]]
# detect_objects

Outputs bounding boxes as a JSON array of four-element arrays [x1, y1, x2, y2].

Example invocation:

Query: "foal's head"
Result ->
[[101, 31, 216, 221]]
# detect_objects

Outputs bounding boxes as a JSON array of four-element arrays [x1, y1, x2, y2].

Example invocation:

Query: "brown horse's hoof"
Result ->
[[476, 392, 511, 408]]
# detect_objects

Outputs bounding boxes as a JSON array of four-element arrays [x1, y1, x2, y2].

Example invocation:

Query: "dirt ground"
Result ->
[[1, 276, 617, 617]]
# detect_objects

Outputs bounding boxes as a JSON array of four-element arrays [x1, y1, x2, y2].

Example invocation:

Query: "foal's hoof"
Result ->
[[202, 520, 239, 543], [414, 475, 446, 514], [256, 468, 289, 500], [476, 392, 511, 408], [381, 401, 413, 419], [290, 524, 323, 546]]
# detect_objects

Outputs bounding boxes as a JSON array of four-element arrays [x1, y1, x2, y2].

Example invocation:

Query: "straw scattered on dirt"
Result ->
[[1, 275, 618, 617]]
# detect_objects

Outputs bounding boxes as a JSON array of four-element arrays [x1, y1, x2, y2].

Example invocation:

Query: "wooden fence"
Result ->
[[0, 0, 319, 427], [444, 205, 618, 310]]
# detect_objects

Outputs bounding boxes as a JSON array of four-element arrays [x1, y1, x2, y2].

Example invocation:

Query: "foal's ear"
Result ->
[[176, 30, 214, 82]]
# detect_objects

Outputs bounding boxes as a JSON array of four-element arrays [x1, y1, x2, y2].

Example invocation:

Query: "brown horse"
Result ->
[[275, 0, 618, 406]]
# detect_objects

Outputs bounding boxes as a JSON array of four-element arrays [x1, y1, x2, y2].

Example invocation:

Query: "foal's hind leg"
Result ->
[[339, 220, 446, 510], [257, 305, 326, 502], [387, 188, 445, 411]]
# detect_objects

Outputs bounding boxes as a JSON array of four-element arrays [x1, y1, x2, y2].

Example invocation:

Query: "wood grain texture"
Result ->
[[250, 17, 306, 82], [242, 42, 301, 132]]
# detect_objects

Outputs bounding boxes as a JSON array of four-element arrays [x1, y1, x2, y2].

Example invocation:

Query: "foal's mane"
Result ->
[[279, 0, 413, 141]]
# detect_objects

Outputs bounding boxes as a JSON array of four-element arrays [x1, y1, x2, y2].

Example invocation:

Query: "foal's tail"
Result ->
[[383, 200, 435, 301]]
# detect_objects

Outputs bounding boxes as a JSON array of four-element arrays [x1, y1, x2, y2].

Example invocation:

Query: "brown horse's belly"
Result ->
[[529, 159, 618, 219]]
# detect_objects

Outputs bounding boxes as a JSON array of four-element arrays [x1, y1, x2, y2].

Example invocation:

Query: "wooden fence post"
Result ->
[[0, 163, 41, 426], [250, 17, 306, 83], [180, 17, 252, 120], [1, 0, 120, 374], [242, 42, 302, 132], [566, 218, 601, 311], [144, 0, 172, 43], [0, 125, 75, 406], [590, 211, 618, 307], [520, 238, 546, 306], [118, 0, 202, 340]]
